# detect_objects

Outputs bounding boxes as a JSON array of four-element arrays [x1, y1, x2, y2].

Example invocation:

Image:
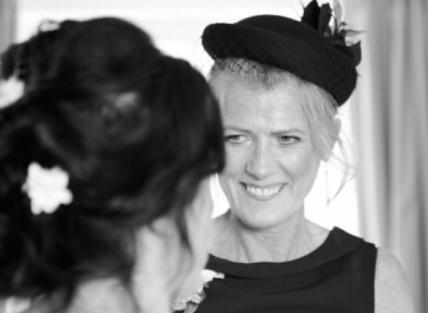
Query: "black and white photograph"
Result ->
[[0, 0, 427, 312]]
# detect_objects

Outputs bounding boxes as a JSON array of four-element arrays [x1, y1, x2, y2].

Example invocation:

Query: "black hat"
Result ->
[[202, 0, 361, 106]]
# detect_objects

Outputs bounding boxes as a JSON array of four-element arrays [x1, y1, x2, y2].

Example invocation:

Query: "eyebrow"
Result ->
[[271, 129, 306, 135], [223, 126, 306, 135], [223, 126, 251, 132]]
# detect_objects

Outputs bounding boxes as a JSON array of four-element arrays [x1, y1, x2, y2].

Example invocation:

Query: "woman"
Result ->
[[180, 1, 414, 312], [0, 17, 224, 313]]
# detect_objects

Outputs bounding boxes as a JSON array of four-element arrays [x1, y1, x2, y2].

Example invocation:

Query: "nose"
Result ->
[[245, 139, 276, 180]]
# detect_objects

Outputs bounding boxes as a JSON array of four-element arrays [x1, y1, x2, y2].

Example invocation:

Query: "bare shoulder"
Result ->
[[375, 248, 415, 313]]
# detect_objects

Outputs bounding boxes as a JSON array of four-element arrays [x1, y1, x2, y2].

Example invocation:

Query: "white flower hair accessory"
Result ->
[[0, 76, 25, 109], [172, 269, 224, 313], [22, 162, 73, 215]]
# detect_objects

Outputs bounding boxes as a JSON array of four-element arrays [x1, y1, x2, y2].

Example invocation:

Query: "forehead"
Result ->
[[219, 76, 309, 131]]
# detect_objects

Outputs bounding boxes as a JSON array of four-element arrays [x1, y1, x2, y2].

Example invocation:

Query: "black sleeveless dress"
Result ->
[[195, 227, 377, 313]]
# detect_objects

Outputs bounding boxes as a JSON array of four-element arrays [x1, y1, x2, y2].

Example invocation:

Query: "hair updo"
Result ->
[[0, 17, 224, 305], [0, 20, 78, 89]]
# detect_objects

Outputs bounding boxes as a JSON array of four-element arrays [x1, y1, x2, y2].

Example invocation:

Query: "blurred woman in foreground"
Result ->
[[0, 17, 224, 313]]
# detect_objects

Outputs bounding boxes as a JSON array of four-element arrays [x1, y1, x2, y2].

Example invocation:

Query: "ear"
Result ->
[[320, 118, 341, 162]]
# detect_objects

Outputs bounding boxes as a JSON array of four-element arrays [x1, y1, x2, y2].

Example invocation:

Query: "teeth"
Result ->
[[245, 184, 282, 199]]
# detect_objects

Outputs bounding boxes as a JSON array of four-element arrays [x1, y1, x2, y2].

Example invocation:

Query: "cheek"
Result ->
[[174, 180, 214, 298], [187, 208, 212, 265], [217, 147, 243, 196], [186, 179, 214, 264], [283, 149, 320, 190], [224, 146, 246, 174], [218, 155, 243, 203], [219, 146, 248, 185]]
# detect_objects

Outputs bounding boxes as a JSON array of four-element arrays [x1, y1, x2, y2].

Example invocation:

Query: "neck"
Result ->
[[211, 210, 328, 263]]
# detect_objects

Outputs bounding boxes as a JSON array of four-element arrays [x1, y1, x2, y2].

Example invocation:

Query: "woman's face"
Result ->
[[218, 76, 321, 230]]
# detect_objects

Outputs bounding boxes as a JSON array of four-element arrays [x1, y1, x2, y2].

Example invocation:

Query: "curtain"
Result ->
[[346, 0, 428, 312], [0, 0, 17, 55]]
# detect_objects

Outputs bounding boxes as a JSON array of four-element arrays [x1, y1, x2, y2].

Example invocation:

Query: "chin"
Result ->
[[233, 209, 289, 230], [230, 198, 303, 230]]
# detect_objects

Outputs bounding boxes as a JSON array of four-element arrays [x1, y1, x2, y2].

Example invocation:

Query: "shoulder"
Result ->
[[374, 248, 415, 313]]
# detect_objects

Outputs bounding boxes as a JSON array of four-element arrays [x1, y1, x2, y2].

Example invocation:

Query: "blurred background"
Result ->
[[1, 0, 427, 312]]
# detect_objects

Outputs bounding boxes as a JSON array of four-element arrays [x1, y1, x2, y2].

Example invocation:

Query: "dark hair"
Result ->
[[0, 20, 78, 89], [0, 17, 224, 308]]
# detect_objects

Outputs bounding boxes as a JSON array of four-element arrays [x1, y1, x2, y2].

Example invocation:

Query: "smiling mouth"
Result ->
[[241, 183, 285, 200]]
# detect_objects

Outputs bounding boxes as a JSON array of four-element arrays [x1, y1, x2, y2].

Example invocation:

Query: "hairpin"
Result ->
[[22, 162, 73, 215], [0, 76, 25, 109]]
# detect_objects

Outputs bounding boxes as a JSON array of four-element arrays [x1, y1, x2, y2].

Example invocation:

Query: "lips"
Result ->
[[241, 182, 285, 200]]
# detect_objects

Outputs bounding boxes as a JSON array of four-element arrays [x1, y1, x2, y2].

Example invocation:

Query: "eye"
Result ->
[[224, 134, 247, 145], [277, 135, 300, 145]]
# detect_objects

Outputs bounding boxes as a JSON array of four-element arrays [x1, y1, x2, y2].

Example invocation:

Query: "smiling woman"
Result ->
[[208, 58, 340, 260], [179, 1, 415, 312]]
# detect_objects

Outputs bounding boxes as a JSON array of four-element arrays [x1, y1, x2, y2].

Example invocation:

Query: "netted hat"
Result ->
[[202, 0, 361, 106]]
